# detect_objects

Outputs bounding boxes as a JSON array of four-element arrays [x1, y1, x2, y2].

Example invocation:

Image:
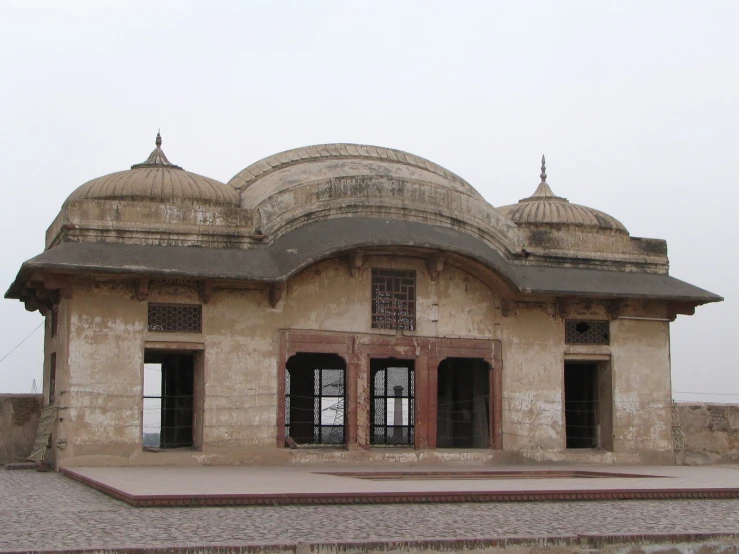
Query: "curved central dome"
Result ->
[[67, 134, 239, 207], [229, 143, 484, 207]]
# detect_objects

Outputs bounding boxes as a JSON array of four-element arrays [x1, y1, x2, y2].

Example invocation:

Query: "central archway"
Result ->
[[277, 330, 501, 451]]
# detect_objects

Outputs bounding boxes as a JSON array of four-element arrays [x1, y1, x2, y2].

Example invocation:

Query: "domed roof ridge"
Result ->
[[228, 143, 482, 199], [66, 133, 239, 206], [498, 155, 628, 233]]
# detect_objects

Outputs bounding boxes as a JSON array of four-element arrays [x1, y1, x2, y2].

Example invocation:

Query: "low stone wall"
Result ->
[[675, 402, 739, 465], [0, 394, 42, 463]]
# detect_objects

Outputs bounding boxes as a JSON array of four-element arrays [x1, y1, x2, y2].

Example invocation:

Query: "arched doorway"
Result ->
[[436, 358, 490, 448]]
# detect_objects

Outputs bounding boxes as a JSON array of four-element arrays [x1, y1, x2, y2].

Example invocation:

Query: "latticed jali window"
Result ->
[[371, 269, 416, 331], [285, 359, 346, 446], [371, 360, 414, 446], [148, 303, 202, 333], [565, 320, 610, 345]]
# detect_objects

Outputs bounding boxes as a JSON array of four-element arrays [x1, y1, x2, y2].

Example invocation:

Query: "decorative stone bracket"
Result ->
[[21, 274, 72, 314], [269, 283, 285, 308], [134, 279, 149, 302], [41, 275, 73, 299], [604, 299, 623, 320], [500, 297, 517, 318], [667, 301, 695, 321], [556, 297, 573, 319], [427, 254, 445, 282], [348, 251, 364, 278], [199, 281, 214, 304]]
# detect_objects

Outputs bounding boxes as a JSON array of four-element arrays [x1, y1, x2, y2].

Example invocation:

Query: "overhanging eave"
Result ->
[[5, 218, 722, 307]]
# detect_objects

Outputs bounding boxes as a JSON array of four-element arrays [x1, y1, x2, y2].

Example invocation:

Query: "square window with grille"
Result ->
[[371, 269, 416, 331], [148, 304, 202, 333], [565, 320, 609, 345]]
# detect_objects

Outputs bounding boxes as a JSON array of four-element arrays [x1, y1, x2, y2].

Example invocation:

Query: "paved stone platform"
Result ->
[[61, 464, 739, 506], [3, 468, 739, 553]]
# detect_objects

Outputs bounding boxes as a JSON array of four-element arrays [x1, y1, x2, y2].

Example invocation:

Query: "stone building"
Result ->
[[5, 136, 721, 468]]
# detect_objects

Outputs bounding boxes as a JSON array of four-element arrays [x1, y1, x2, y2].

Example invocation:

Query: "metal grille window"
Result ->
[[285, 354, 346, 446], [371, 359, 414, 446], [148, 303, 202, 333], [565, 320, 610, 345], [371, 269, 416, 331]]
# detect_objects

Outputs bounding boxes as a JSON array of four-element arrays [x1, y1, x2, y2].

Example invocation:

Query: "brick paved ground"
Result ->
[[2, 470, 739, 553]]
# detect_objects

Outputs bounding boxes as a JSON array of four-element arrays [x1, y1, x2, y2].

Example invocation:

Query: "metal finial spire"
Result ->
[[131, 131, 182, 169], [540, 154, 547, 183], [520, 153, 565, 201]]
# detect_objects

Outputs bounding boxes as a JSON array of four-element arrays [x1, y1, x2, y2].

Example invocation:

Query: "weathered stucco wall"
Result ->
[[610, 318, 673, 462], [500, 306, 564, 454], [499, 302, 673, 464], [48, 198, 256, 249], [64, 282, 147, 461], [0, 394, 42, 463], [675, 403, 739, 465], [54, 254, 675, 468]]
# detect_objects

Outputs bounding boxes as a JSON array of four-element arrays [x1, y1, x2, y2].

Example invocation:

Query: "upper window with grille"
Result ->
[[148, 303, 202, 333], [371, 269, 416, 331], [565, 320, 609, 345]]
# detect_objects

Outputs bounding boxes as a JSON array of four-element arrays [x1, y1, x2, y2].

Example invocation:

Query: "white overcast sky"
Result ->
[[0, 1, 736, 402]]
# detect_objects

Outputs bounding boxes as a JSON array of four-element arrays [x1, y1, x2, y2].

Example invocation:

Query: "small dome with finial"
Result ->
[[498, 155, 628, 233], [67, 133, 239, 206]]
